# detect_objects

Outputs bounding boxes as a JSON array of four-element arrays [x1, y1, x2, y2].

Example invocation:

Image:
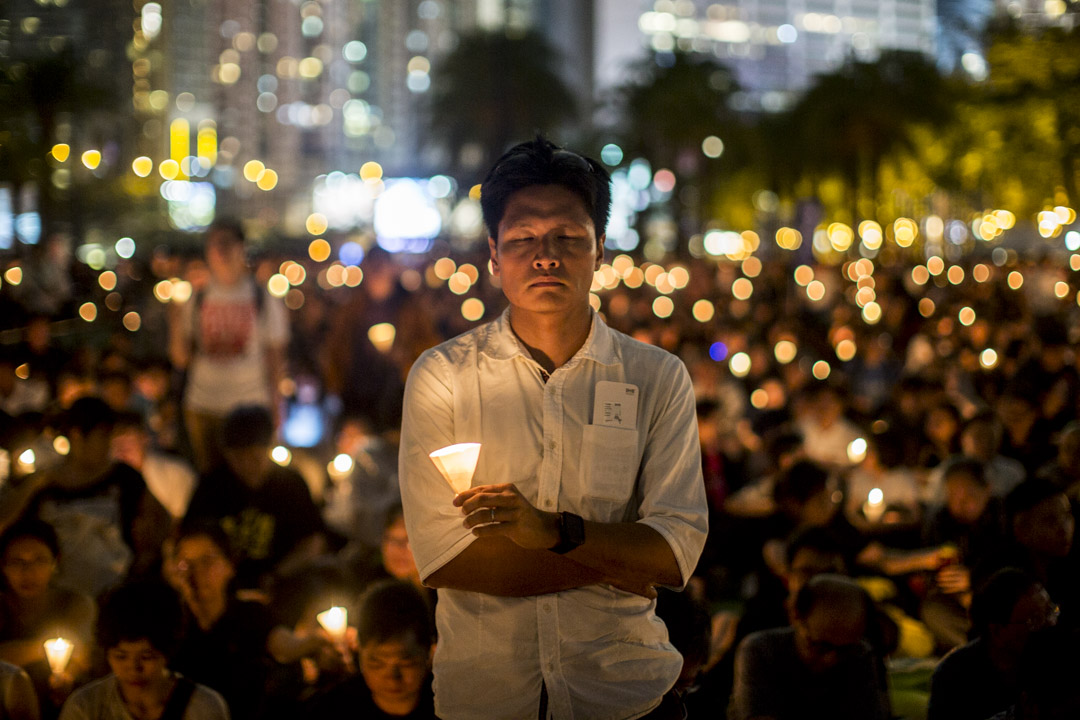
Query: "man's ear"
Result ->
[[488, 236, 499, 274]]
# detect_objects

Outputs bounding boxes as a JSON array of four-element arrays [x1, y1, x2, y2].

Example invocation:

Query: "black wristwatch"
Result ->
[[549, 512, 585, 554]]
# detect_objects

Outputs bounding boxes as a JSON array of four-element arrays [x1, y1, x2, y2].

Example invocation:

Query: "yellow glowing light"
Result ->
[[1055, 206, 1076, 225], [589, 293, 602, 312], [812, 361, 831, 380], [459, 264, 480, 284], [927, 256, 945, 276], [994, 210, 1016, 229], [170, 280, 192, 304], [862, 302, 882, 324], [612, 255, 634, 277], [847, 438, 868, 464], [750, 388, 769, 409], [53, 436, 70, 456], [918, 298, 936, 317], [958, 307, 976, 326], [50, 144, 70, 162], [429, 443, 482, 494], [624, 268, 644, 289], [827, 223, 854, 252], [448, 272, 471, 295], [859, 220, 883, 250], [729, 352, 751, 378], [43, 638, 74, 675], [432, 258, 456, 281], [123, 312, 141, 332], [14, 364, 29, 380], [980, 349, 998, 369], [305, 213, 328, 235], [78, 302, 97, 322], [169, 118, 190, 177], [98, 271, 117, 291], [1055, 281, 1070, 298], [655, 273, 675, 295], [774, 340, 797, 364], [298, 57, 323, 78], [197, 125, 217, 166], [159, 159, 180, 180], [469, 184, 482, 201], [284, 263, 306, 286], [256, 169, 278, 191], [894, 218, 917, 247], [267, 274, 290, 298], [132, 156, 153, 177], [794, 265, 814, 286], [652, 296, 674, 318], [702, 135, 725, 158], [81, 150, 101, 170], [644, 265, 664, 286], [308, 239, 331, 262], [270, 446, 291, 466], [855, 287, 876, 308], [835, 339, 856, 361], [973, 264, 990, 282], [219, 63, 241, 84], [668, 266, 690, 289], [776, 227, 803, 250], [911, 266, 930, 286], [731, 278, 753, 300], [461, 298, 485, 321], [1007, 271, 1024, 290], [368, 323, 396, 352], [243, 160, 265, 183], [806, 280, 825, 302], [344, 266, 363, 287], [330, 454, 354, 477], [947, 266, 965, 285], [325, 265, 345, 287], [153, 280, 173, 303], [359, 161, 383, 182], [692, 300, 715, 323]]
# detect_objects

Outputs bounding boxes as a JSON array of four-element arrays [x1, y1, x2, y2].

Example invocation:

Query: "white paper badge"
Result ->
[[593, 381, 639, 430]]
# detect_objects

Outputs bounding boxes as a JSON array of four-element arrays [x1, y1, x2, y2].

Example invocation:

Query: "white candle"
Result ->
[[863, 487, 885, 523], [428, 443, 482, 494], [44, 637, 73, 674], [317, 607, 348, 641]]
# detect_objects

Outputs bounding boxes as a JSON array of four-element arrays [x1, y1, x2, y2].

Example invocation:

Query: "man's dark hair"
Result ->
[[774, 460, 830, 507], [0, 517, 60, 559], [174, 520, 236, 565], [221, 405, 274, 449], [59, 396, 116, 436], [357, 580, 434, 649], [97, 581, 184, 658], [785, 526, 847, 569], [1006, 480, 1067, 521], [792, 574, 872, 625], [206, 217, 245, 245], [969, 568, 1039, 640], [479, 136, 611, 241], [941, 457, 988, 488]]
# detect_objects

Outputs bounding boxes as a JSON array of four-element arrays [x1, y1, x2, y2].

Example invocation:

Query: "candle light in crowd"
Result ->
[[429, 443, 482, 494], [44, 637, 73, 674], [847, 437, 868, 464], [863, 488, 886, 523], [317, 607, 348, 641]]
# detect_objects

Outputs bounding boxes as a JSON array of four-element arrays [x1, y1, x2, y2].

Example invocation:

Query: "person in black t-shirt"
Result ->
[[304, 580, 435, 719], [184, 406, 326, 590]]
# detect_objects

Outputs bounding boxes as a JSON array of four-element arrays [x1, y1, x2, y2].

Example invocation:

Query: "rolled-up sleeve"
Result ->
[[635, 356, 708, 588], [398, 349, 477, 583]]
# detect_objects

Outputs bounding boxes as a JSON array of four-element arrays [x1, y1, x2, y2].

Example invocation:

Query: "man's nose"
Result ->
[[532, 237, 561, 269]]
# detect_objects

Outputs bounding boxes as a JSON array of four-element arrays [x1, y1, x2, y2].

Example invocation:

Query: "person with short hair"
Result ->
[[303, 580, 435, 718], [399, 137, 707, 719], [729, 575, 890, 720], [58, 582, 229, 720]]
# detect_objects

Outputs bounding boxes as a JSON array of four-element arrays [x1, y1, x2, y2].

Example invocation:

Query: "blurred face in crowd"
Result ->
[[960, 421, 998, 461], [360, 634, 431, 714], [925, 407, 959, 448], [223, 445, 271, 489], [488, 184, 604, 320], [111, 427, 148, 470], [1, 537, 56, 600], [72, 425, 113, 468], [786, 548, 846, 600], [1014, 494, 1075, 558], [382, 516, 418, 583], [794, 601, 866, 674], [944, 472, 990, 525], [175, 535, 235, 608], [205, 228, 246, 286], [991, 585, 1058, 656], [107, 639, 168, 692]]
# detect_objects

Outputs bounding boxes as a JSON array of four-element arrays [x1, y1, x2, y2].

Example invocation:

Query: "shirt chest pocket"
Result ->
[[579, 425, 639, 521]]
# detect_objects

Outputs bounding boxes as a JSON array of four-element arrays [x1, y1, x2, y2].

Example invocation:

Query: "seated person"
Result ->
[[168, 522, 327, 719], [303, 580, 435, 719], [990, 626, 1080, 719], [58, 582, 228, 720], [0, 520, 94, 718], [0, 398, 170, 597], [111, 412, 196, 522], [184, 406, 326, 590], [321, 415, 400, 551], [729, 574, 890, 720], [928, 568, 1059, 720]]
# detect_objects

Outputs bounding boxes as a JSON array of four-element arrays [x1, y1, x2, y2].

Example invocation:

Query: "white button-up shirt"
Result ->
[[399, 309, 707, 720]]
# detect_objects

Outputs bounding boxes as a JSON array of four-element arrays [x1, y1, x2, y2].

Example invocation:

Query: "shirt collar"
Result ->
[[480, 307, 620, 367]]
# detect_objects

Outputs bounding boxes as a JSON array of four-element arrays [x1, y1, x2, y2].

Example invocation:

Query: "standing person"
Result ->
[[168, 219, 288, 474], [398, 137, 708, 720]]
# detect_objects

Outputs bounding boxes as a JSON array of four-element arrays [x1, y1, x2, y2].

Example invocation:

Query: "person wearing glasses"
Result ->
[[398, 137, 708, 719]]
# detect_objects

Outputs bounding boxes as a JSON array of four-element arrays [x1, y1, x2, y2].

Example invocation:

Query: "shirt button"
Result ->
[[549, 440, 557, 451], [543, 605, 552, 614]]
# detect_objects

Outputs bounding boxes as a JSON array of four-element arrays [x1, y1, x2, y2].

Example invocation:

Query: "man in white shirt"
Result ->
[[399, 138, 708, 720]]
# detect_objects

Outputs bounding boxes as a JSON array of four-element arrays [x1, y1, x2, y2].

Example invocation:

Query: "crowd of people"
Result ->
[[0, 207, 1078, 719]]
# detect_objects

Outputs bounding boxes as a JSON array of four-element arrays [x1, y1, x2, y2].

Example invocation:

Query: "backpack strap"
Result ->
[[160, 676, 198, 720]]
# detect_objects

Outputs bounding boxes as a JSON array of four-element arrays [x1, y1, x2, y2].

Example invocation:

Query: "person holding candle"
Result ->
[[0, 519, 94, 719], [58, 581, 228, 720], [398, 137, 708, 719]]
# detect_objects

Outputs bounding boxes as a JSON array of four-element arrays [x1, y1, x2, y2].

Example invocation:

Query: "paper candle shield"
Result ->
[[317, 606, 348, 641], [429, 443, 481, 494], [44, 637, 73, 674]]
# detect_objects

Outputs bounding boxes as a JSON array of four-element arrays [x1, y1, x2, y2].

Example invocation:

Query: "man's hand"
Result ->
[[455, 483, 559, 550]]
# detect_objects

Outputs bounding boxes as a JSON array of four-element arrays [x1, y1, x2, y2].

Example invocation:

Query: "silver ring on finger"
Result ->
[[490, 507, 496, 523]]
